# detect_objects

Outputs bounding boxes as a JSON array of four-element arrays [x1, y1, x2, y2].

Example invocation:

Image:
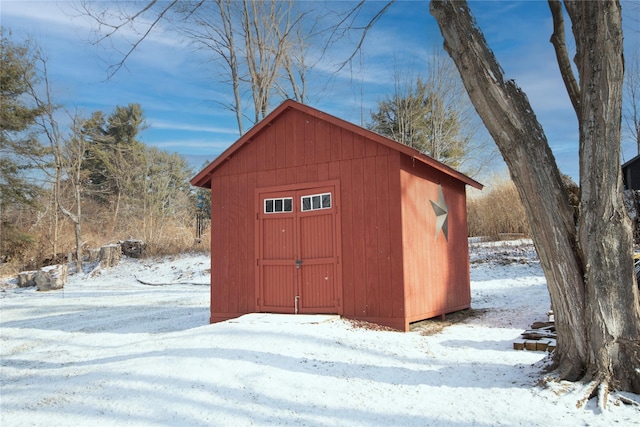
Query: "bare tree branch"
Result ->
[[623, 44, 640, 154], [77, 0, 181, 79], [548, 0, 581, 117], [78, 0, 395, 132], [334, 0, 396, 72]]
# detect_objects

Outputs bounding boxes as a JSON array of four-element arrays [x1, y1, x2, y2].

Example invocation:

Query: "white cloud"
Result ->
[[3, 1, 190, 49], [149, 120, 239, 135], [2, 1, 74, 26], [148, 138, 233, 154]]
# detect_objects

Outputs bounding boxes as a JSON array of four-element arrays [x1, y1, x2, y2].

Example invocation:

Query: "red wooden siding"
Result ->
[[399, 156, 471, 329], [194, 100, 480, 330]]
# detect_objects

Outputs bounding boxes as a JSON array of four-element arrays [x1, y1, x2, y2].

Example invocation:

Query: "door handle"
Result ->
[[295, 259, 303, 269]]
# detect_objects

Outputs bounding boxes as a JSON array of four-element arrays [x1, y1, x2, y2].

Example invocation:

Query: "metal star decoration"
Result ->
[[430, 185, 449, 241]]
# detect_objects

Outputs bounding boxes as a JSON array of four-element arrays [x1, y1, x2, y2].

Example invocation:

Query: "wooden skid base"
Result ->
[[513, 338, 556, 352], [514, 316, 557, 352]]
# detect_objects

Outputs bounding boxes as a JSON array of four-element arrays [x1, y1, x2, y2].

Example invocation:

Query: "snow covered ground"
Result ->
[[1, 242, 638, 426]]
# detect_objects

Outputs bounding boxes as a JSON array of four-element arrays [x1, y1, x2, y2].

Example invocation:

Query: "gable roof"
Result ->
[[622, 153, 640, 170], [190, 99, 483, 190]]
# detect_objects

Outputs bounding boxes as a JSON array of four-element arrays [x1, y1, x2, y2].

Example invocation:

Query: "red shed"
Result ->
[[191, 100, 482, 331]]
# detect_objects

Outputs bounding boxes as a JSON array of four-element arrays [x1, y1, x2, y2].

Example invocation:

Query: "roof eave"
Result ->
[[190, 99, 484, 191]]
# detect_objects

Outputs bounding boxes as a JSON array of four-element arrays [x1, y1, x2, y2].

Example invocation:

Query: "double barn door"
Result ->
[[257, 183, 341, 314]]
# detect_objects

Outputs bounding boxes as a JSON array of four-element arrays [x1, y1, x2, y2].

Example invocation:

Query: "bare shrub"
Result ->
[[1, 201, 210, 276], [467, 176, 530, 239], [114, 215, 210, 257]]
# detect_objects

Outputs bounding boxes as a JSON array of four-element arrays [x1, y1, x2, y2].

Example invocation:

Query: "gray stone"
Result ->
[[120, 240, 146, 258], [35, 264, 67, 291], [17, 271, 37, 288]]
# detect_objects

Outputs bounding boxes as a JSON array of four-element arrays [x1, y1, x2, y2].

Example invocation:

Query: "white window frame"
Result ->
[[264, 197, 293, 214], [301, 192, 332, 212]]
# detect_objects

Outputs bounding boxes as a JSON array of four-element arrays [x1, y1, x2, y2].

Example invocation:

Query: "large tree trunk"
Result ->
[[430, 0, 640, 396], [564, 0, 640, 395], [429, 0, 587, 381]]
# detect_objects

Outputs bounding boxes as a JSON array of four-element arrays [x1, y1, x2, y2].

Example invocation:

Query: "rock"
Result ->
[[120, 240, 146, 258], [35, 264, 67, 291], [17, 271, 37, 288]]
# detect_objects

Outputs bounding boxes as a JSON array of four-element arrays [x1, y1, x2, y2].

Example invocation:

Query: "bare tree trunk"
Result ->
[[430, 1, 588, 380], [431, 0, 640, 396], [217, 0, 244, 135], [80, 1, 395, 136], [73, 194, 82, 273], [51, 179, 59, 260], [70, 130, 84, 273], [563, 0, 640, 396], [112, 190, 121, 233], [30, 52, 87, 274], [54, 152, 82, 274]]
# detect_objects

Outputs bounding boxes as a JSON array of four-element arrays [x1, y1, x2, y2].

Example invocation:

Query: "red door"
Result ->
[[257, 184, 341, 314]]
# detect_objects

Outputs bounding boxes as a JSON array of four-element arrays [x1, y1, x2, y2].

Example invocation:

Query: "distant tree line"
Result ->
[[1, 28, 204, 273]]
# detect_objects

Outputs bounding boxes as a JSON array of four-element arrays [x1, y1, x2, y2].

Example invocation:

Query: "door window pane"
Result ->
[[264, 197, 292, 214], [301, 193, 331, 212], [322, 194, 331, 208]]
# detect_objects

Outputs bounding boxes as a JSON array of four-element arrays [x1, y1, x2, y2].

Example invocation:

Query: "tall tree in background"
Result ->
[[431, 0, 640, 401], [0, 29, 47, 259], [82, 104, 146, 230], [1, 30, 205, 268], [58, 114, 90, 272], [80, 103, 193, 244], [79, 0, 318, 133], [369, 76, 469, 169], [368, 53, 487, 174], [78, 0, 392, 134], [369, 76, 432, 150], [139, 147, 193, 244], [240, 0, 307, 123], [2, 29, 95, 267], [25, 47, 88, 270]]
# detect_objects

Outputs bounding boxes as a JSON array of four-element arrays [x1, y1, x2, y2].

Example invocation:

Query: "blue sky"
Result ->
[[2, 0, 639, 184]]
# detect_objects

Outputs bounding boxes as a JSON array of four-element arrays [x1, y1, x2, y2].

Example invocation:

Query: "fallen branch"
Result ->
[[134, 276, 209, 286], [618, 394, 640, 407]]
